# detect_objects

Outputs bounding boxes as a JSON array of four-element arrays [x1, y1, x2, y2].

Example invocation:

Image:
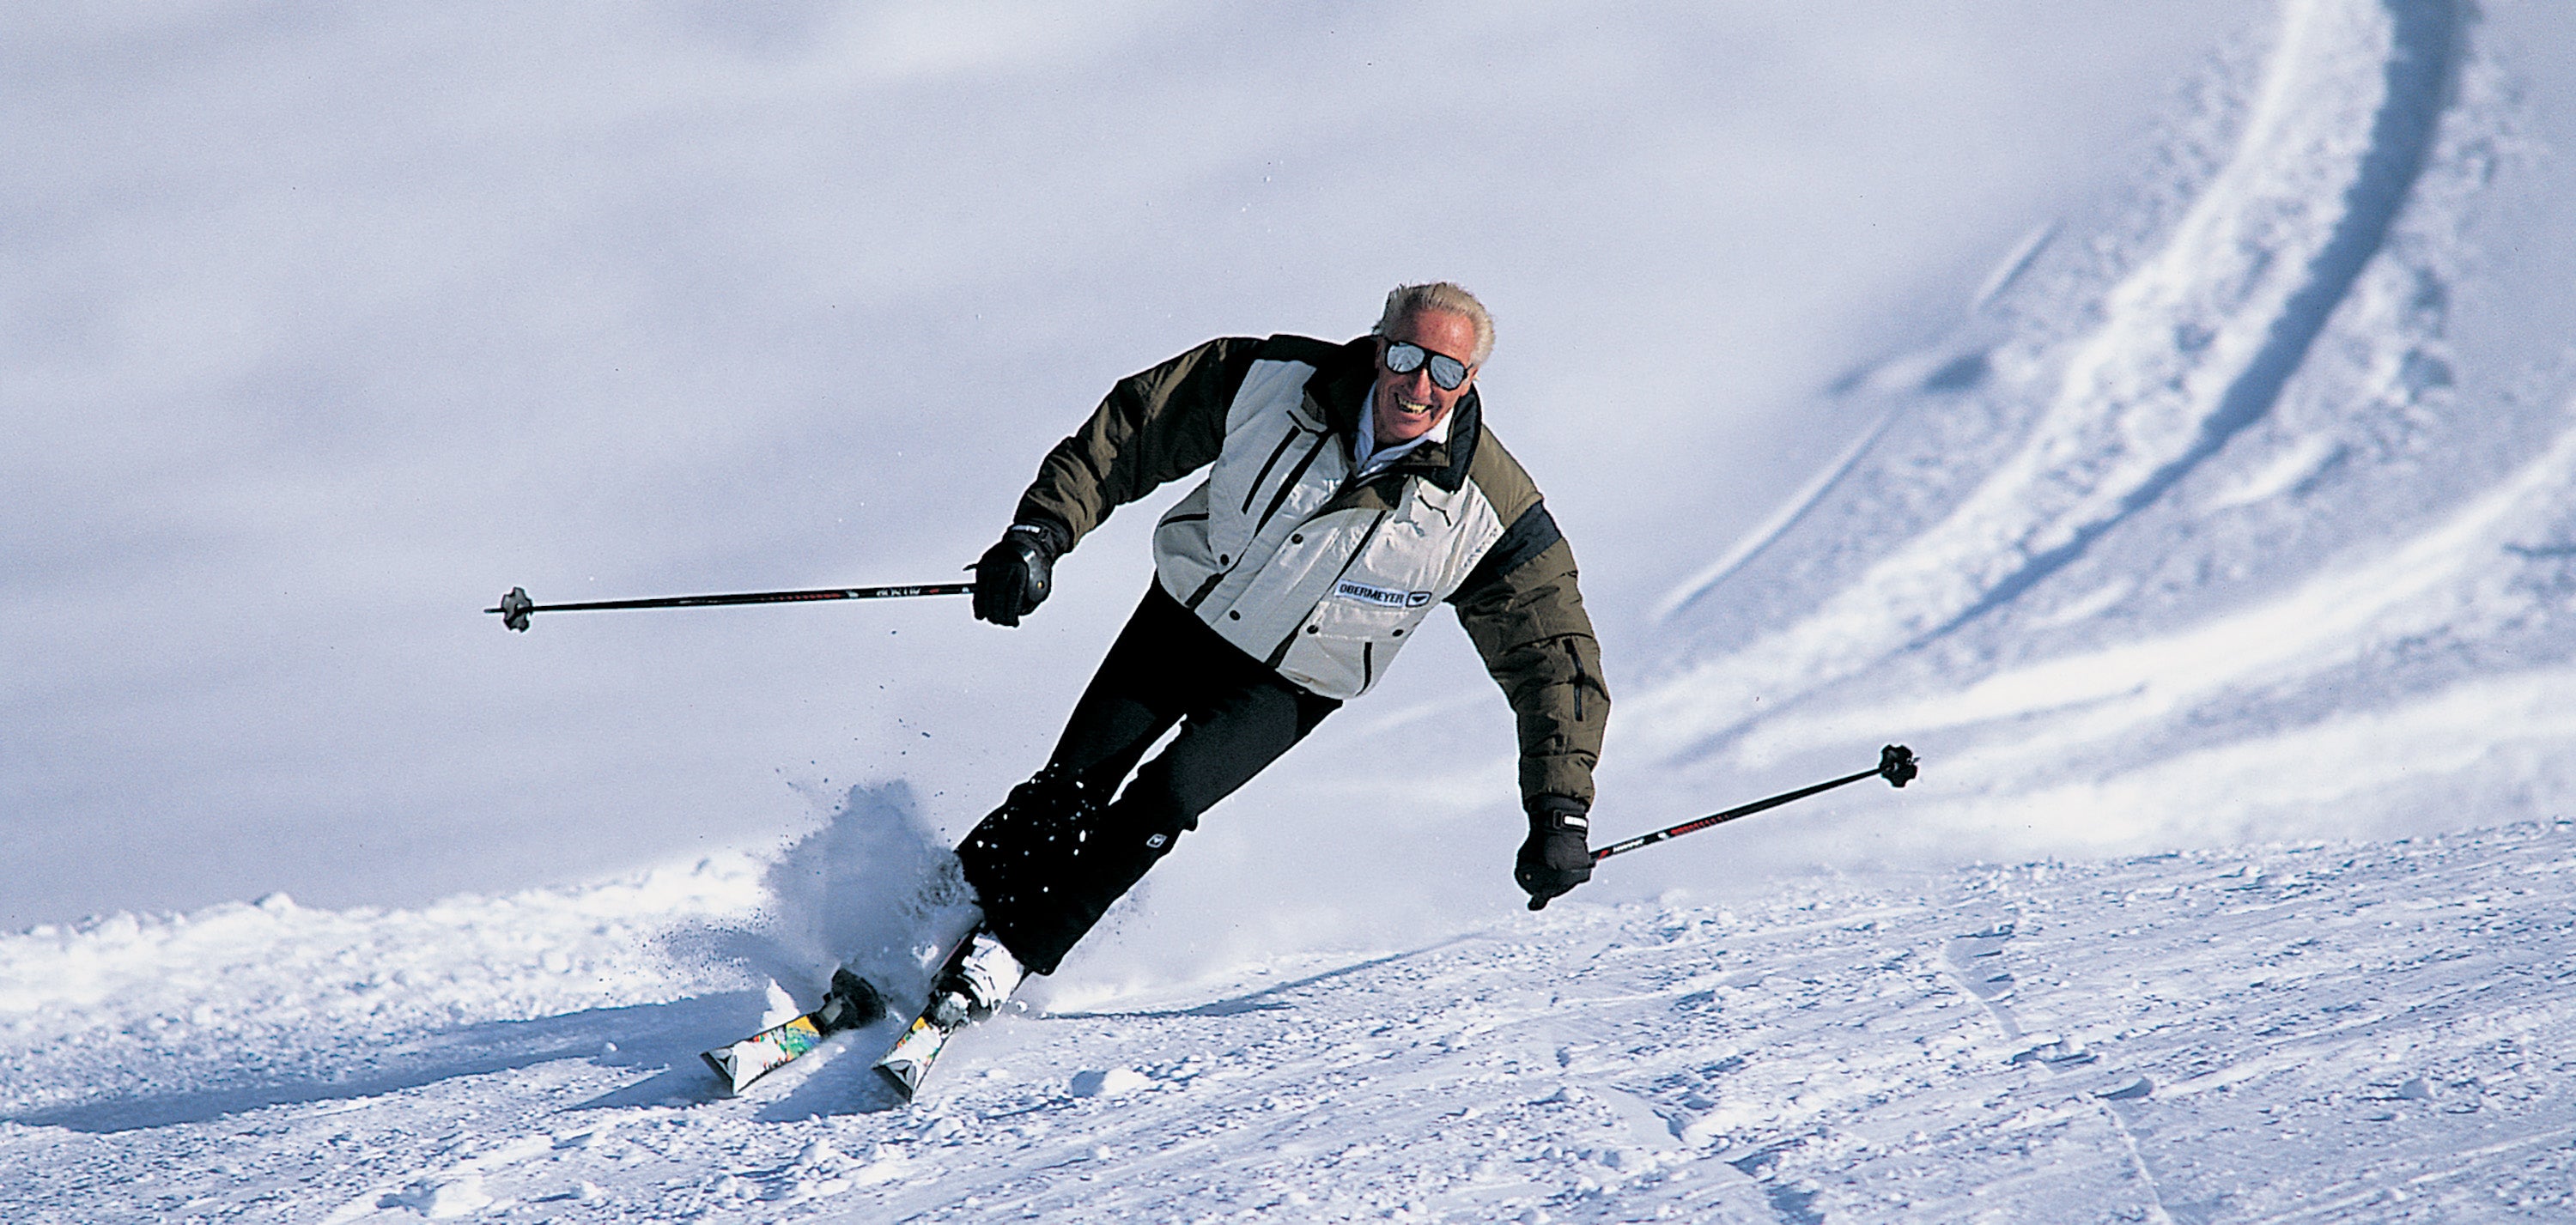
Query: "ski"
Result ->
[[872, 930, 1020, 1100], [700, 968, 886, 1095], [874, 1006, 962, 1101], [698, 929, 1008, 1100]]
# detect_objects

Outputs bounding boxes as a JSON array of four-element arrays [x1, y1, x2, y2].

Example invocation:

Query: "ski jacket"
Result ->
[[1012, 333, 1608, 811]]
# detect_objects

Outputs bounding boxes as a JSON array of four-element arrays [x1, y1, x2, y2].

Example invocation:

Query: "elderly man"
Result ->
[[878, 283, 1609, 1089]]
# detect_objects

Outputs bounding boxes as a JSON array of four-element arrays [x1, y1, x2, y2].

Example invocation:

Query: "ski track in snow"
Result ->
[[1634, 0, 2477, 773], [8, 822, 2576, 1223], [1739, 402, 2576, 809], [1619, 0, 2576, 868]]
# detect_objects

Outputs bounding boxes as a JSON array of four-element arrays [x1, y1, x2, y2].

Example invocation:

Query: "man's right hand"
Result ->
[[972, 524, 1058, 626]]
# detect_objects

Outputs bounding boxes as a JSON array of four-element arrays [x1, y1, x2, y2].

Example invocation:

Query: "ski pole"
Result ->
[[485, 582, 975, 632], [1533, 744, 1918, 910]]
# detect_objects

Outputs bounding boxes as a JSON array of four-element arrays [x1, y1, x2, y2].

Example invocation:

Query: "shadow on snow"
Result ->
[[4, 991, 763, 1134]]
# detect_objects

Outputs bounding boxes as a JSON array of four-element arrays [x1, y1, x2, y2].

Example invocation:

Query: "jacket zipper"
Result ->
[[1565, 638, 1588, 721], [1240, 427, 1304, 515], [1264, 508, 1392, 669], [1253, 431, 1335, 536], [1193, 428, 1333, 613]]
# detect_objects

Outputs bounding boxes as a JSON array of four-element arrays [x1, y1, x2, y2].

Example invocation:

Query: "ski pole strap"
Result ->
[[1590, 744, 1917, 863], [487, 582, 975, 632]]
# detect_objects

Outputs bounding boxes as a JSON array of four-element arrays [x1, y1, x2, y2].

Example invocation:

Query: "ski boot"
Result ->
[[815, 967, 888, 1032], [875, 928, 1024, 1098]]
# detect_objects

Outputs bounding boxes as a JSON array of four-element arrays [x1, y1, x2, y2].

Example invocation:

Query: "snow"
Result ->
[[1640, 0, 2466, 741], [9, 813, 2576, 1221], [1620, 0, 2576, 870], [12, 0, 2576, 1219]]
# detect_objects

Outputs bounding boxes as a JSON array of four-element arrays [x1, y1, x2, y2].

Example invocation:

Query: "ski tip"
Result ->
[[873, 1013, 953, 1101], [874, 1061, 922, 1101], [701, 1048, 746, 1095]]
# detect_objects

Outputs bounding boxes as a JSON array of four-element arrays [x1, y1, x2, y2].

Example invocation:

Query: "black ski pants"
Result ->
[[957, 583, 1340, 974]]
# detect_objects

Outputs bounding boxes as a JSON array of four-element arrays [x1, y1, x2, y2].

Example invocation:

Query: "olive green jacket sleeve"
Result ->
[[1448, 456, 1610, 814], [1012, 337, 1267, 551]]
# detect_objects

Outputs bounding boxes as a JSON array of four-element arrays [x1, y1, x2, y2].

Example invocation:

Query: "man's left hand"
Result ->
[[1516, 797, 1594, 911]]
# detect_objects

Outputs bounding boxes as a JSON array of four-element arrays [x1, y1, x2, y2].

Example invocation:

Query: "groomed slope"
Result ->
[[6, 813, 2576, 1222]]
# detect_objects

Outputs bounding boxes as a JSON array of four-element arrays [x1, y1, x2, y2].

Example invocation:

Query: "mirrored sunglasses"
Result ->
[[1383, 341, 1470, 391]]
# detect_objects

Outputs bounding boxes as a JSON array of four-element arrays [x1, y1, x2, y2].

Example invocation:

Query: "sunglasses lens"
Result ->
[[1386, 342, 1467, 390]]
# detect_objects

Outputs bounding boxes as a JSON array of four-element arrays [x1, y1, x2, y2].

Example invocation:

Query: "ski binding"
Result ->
[[873, 929, 1022, 1099]]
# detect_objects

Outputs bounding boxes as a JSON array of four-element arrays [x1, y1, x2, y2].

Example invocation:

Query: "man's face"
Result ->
[[1371, 308, 1479, 446]]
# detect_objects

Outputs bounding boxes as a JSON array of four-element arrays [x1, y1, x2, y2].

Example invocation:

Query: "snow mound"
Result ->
[[1067, 1066, 1151, 1098], [0, 853, 769, 1132]]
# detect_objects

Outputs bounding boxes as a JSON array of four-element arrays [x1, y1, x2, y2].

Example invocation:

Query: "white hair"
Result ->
[[1373, 282, 1494, 366]]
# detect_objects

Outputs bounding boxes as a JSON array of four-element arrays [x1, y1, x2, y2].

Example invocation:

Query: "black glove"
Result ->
[[1516, 797, 1594, 911], [972, 524, 1060, 626]]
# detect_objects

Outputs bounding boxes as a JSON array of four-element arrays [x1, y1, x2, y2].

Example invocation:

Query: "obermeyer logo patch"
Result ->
[[1336, 579, 1434, 609]]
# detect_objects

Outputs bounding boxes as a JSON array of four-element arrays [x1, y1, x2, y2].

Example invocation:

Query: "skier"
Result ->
[[924, 282, 1610, 1036]]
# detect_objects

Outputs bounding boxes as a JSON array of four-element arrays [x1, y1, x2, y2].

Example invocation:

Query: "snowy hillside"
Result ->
[[14, 0, 2576, 1220], [1631, 0, 2576, 867], [9, 800, 2576, 1222]]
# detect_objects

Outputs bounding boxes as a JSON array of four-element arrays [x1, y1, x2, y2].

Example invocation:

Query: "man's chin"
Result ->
[[1376, 413, 1437, 444]]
